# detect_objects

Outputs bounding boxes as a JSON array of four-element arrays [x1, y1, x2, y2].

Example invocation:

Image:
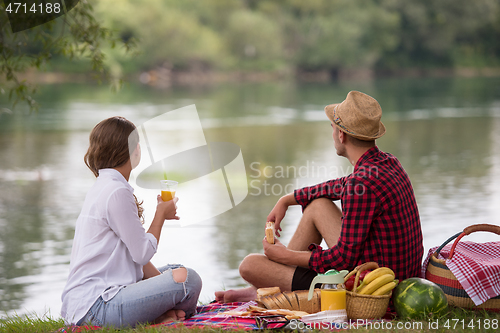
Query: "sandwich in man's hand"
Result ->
[[265, 221, 275, 244]]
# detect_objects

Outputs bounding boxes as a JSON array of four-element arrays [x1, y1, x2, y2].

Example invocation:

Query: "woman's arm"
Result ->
[[143, 261, 161, 279], [107, 188, 159, 265], [147, 196, 179, 244]]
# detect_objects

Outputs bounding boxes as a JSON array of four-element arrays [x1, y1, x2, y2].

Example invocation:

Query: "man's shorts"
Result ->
[[292, 266, 318, 291]]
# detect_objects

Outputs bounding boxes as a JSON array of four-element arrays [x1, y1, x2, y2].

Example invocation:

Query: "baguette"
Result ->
[[257, 286, 281, 298], [283, 291, 300, 310], [265, 221, 275, 244], [275, 293, 293, 310], [263, 295, 281, 309]]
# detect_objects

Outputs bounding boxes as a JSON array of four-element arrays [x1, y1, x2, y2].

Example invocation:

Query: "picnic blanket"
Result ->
[[158, 301, 280, 330], [58, 301, 394, 331], [57, 301, 286, 332], [422, 241, 500, 306]]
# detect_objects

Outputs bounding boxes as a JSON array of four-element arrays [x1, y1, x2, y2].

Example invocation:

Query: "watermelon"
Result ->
[[393, 277, 448, 319]]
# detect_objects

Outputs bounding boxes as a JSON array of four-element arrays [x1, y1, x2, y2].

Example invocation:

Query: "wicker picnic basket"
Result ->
[[425, 223, 500, 310], [344, 262, 391, 320]]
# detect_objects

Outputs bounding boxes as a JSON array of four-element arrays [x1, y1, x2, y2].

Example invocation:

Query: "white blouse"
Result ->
[[61, 168, 158, 324]]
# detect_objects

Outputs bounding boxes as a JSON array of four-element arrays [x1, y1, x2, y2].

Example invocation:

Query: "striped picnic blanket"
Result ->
[[158, 301, 272, 330], [58, 301, 284, 332], [58, 301, 394, 331], [422, 241, 500, 306]]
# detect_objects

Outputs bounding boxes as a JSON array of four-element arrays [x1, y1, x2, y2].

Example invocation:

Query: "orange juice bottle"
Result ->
[[321, 286, 347, 311], [161, 190, 176, 202], [307, 269, 348, 313]]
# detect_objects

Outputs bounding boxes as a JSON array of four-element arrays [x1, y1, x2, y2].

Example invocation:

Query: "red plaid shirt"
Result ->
[[294, 146, 423, 281]]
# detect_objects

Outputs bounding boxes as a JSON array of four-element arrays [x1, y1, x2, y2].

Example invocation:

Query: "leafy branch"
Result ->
[[0, 0, 136, 113]]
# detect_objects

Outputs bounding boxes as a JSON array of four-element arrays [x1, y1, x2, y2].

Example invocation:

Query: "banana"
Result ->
[[371, 280, 398, 296], [358, 274, 396, 295], [356, 281, 367, 291], [362, 267, 395, 285]]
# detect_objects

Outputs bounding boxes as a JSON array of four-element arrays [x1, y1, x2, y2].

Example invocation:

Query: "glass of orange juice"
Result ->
[[160, 180, 178, 201]]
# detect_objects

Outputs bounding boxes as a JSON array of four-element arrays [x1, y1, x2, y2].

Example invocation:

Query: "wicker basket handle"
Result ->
[[348, 261, 379, 295], [463, 224, 500, 235], [435, 224, 500, 259], [449, 224, 500, 259], [344, 261, 379, 281]]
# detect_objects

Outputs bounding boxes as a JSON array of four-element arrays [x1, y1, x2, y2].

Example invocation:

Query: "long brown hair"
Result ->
[[84, 116, 144, 222]]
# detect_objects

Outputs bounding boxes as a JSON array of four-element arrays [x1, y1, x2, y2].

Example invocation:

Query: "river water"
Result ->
[[1, 77, 500, 318]]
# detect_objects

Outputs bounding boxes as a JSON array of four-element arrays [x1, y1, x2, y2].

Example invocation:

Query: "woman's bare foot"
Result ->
[[154, 309, 186, 323], [175, 309, 186, 321], [215, 286, 257, 303], [154, 309, 177, 324]]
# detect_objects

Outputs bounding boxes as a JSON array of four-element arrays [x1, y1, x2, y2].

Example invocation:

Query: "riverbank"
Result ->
[[2, 306, 500, 332], [11, 66, 500, 88]]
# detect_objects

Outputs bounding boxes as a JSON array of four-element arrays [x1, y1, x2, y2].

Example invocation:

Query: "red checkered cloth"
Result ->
[[422, 241, 500, 306]]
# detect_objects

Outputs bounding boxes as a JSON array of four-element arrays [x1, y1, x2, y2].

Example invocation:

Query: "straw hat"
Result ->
[[325, 91, 386, 141]]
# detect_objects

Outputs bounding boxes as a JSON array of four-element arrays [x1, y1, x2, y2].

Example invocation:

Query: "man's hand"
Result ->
[[263, 237, 312, 268], [266, 193, 298, 237], [263, 237, 289, 264]]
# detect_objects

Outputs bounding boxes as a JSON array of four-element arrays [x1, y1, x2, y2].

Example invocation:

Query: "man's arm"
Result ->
[[263, 238, 311, 268], [309, 178, 379, 273], [294, 177, 346, 211], [267, 193, 298, 237], [267, 177, 346, 237]]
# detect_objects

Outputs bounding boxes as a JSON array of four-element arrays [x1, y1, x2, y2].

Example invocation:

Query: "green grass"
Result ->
[[354, 307, 500, 332], [0, 313, 65, 333], [0, 313, 240, 333], [2, 307, 500, 332]]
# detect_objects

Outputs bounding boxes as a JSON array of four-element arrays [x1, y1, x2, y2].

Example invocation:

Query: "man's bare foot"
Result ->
[[215, 286, 257, 303]]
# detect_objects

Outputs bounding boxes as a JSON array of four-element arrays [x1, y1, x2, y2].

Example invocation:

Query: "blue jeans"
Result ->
[[77, 264, 202, 328]]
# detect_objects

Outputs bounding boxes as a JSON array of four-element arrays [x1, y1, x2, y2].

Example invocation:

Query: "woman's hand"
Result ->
[[148, 196, 179, 243], [156, 195, 179, 220]]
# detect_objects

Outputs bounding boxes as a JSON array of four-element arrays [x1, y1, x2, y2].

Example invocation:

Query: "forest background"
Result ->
[[1, 0, 500, 110]]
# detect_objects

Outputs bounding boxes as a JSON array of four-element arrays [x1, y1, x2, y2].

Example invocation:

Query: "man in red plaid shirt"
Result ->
[[216, 91, 423, 303]]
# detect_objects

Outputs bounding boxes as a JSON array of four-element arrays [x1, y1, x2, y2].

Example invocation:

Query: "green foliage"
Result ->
[[224, 10, 284, 70], [290, 0, 399, 71], [0, 0, 136, 112], [95, 0, 227, 71], [377, 0, 500, 68], [1, 0, 500, 111], [91, 0, 500, 73]]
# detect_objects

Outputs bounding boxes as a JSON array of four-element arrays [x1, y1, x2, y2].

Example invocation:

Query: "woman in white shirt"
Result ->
[[61, 116, 202, 328]]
